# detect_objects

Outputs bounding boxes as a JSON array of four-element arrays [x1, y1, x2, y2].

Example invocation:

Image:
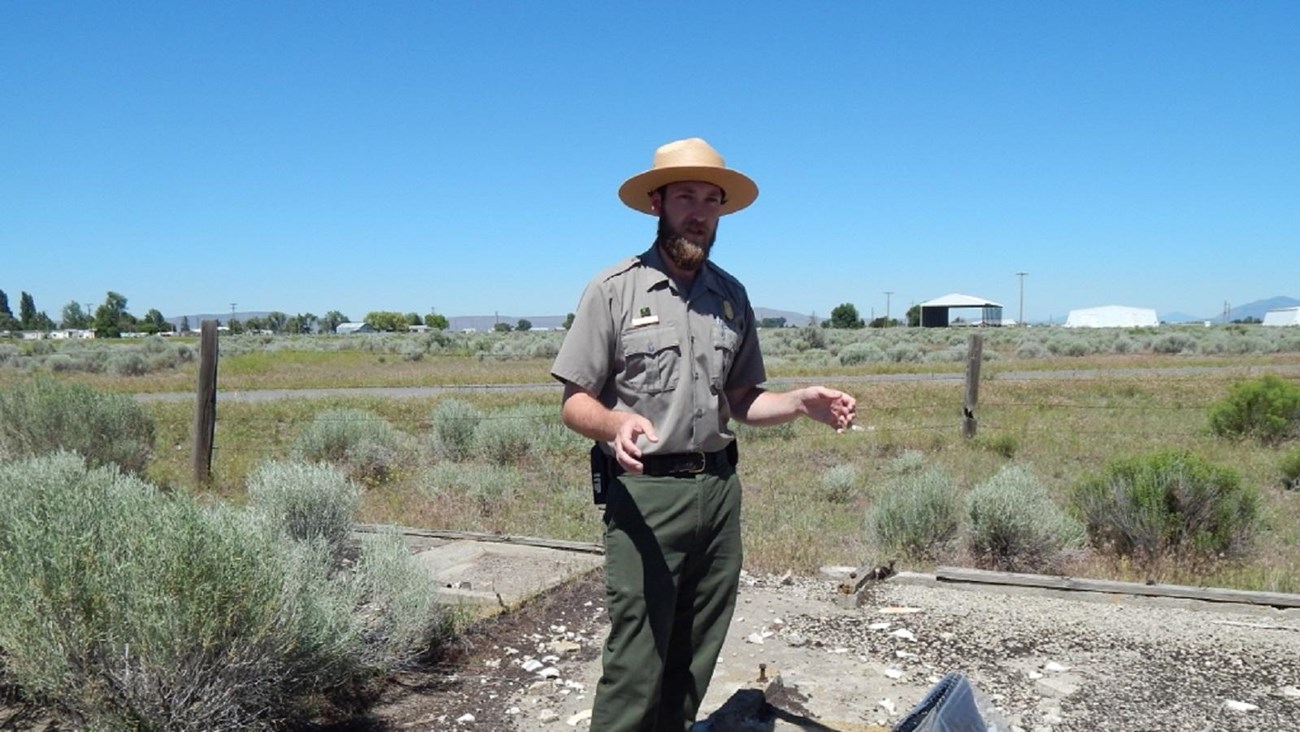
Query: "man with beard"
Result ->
[[552, 137, 857, 731]]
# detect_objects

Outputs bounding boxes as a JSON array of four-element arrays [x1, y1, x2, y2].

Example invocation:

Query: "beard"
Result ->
[[655, 216, 716, 272]]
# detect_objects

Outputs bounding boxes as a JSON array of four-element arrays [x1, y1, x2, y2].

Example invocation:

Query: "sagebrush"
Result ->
[[0, 377, 155, 474], [1069, 450, 1260, 564]]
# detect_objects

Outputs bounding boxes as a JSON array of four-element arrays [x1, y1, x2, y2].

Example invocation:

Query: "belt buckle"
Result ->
[[683, 451, 707, 474]]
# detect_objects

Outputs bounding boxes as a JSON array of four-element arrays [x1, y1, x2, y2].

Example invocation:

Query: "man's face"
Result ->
[[652, 181, 722, 272]]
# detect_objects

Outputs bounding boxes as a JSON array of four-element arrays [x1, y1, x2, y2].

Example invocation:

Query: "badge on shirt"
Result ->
[[723, 300, 734, 321], [631, 307, 659, 327]]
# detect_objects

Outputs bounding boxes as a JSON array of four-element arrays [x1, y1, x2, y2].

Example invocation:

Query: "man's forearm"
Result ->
[[561, 384, 628, 442], [727, 387, 803, 427]]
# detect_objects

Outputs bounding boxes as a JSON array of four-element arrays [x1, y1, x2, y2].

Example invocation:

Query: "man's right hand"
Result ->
[[560, 382, 659, 474], [612, 413, 658, 474]]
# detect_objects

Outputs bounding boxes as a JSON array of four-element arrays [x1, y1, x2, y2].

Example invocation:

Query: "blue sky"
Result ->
[[3, 1, 1297, 325]]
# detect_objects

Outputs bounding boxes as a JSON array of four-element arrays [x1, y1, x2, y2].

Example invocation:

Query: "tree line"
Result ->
[[0, 289, 176, 338]]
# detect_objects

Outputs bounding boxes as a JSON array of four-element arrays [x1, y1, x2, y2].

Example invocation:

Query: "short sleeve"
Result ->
[[724, 299, 766, 391], [551, 279, 616, 394]]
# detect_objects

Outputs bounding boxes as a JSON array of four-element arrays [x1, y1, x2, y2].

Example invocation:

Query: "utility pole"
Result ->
[[884, 291, 894, 326], [1016, 272, 1028, 326], [230, 303, 237, 325]]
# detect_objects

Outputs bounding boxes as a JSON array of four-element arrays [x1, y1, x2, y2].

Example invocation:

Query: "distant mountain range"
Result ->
[[168, 296, 1299, 332], [1162, 296, 1300, 324]]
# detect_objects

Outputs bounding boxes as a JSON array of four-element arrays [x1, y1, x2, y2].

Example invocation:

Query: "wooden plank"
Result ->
[[936, 566, 1300, 609], [190, 320, 218, 485], [354, 524, 605, 555], [962, 334, 983, 438]]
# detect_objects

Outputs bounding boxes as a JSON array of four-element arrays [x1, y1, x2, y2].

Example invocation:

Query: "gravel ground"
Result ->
[[352, 569, 1300, 731], [770, 574, 1300, 731], [15, 567, 1291, 730]]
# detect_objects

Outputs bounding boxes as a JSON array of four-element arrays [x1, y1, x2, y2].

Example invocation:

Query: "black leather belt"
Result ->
[[639, 450, 729, 477]]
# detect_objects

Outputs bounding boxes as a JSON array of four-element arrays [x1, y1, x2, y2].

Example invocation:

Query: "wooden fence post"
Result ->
[[192, 320, 218, 484], [962, 333, 983, 438]]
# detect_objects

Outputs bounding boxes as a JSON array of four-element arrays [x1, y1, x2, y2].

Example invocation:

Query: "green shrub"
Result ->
[[0, 378, 155, 474], [0, 343, 21, 365], [1208, 374, 1300, 444], [247, 460, 361, 558], [798, 323, 827, 350], [1152, 332, 1198, 355], [888, 450, 928, 475], [819, 464, 859, 503], [106, 350, 149, 376], [348, 529, 456, 668], [0, 453, 455, 731], [474, 407, 537, 465], [886, 343, 924, 363], [423, 462, 523, 515], [1069, 450, 1260, 563], [0, 453, 359, 730], [732, 420, 796, 442], [865, 468, 961, 562], [965, 465, 1084, 572], [972, 432, 1019, 458], [839, 342, 886, 366], [292, 408, 405, 484], [1280, 447, 1300, 491], [431, 399, 482, 461]]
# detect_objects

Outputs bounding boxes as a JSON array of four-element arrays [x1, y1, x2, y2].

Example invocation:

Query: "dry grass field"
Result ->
[[5, 327, 1300, 593]]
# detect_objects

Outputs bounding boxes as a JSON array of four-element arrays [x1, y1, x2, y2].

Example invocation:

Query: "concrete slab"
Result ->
[[412, 538, 603, 615]]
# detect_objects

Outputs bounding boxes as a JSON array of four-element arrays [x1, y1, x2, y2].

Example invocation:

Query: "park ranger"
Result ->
[[552, 137, 857, 731]]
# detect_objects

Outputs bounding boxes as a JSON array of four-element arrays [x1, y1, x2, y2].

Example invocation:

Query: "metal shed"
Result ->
[[918, 293, 1004, 328]]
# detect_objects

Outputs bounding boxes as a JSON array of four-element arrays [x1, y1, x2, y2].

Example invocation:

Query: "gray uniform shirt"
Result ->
[[551, 245, 766, 455]]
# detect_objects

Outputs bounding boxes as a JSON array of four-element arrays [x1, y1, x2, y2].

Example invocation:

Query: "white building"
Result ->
[[1064, 305, 1159, 328], [1263, 307, 1300, 326], [335, 322, 376, 335]]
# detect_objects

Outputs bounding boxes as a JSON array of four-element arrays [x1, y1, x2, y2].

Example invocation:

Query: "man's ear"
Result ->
[[648, 190, 661, 214]]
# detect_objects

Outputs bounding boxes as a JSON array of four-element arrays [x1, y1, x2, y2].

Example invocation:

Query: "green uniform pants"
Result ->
[[589, 465, 744, 732]]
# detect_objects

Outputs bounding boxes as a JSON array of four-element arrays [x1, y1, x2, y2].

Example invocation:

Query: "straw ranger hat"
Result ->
[[618, 138, 758, 216]]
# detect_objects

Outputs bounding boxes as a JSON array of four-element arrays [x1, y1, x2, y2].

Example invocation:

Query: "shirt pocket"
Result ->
[[620, 324, 681, 395], [711, 319, 741, 390]]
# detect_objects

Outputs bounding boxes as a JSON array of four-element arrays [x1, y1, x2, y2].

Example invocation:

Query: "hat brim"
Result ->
[[618, 167, 758, 216]]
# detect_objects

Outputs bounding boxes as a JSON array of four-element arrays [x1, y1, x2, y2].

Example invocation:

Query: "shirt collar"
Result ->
[[639, 244, 721, 297]]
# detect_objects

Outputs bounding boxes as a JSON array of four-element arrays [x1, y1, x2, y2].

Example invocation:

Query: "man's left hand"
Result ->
[[799, 386, 857, 433]]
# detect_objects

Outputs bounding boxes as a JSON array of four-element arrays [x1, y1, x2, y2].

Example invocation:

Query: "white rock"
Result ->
[[878, 606, 924, 614], [456, 713, 476, 723], [1043, 661, 1070, 673], [549, 640, 582, 654], [567, 708, 593, 726], [878, 698, 897, 714], [895, 650, 918, 659], [538, 709, 560, 723], [883, 668, 905, 679], [1027, 671, 1044, 680], [746, 632, 766, 644], [506, 706, 521, 715], [868, 622, 892, 630], [1224, 700, 1259, 712], [539, 666, 561, 679], [1281, 685, 1300, 698], [522, 658, 545, 673], [820, 565, 858, 579], [550, 624, 568, 634], [890, 629, 917, 641]]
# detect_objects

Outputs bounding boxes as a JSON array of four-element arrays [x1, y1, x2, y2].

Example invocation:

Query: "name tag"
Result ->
[[630, 315, 660, 327]]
